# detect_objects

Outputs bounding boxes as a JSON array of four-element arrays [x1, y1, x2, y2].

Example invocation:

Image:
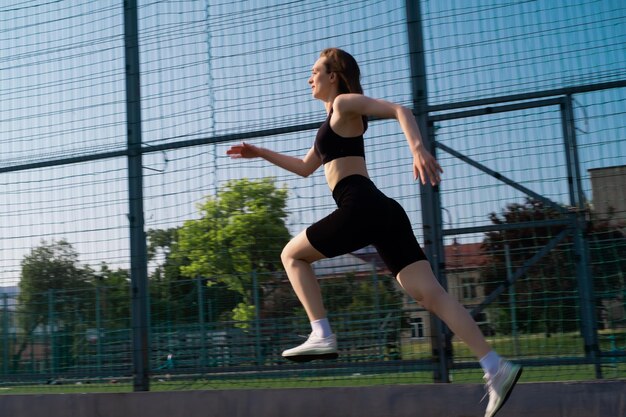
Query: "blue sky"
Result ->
[[0, 0, 624, 287]]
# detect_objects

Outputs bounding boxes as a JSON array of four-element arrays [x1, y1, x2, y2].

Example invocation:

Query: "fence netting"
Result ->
[[1, 0, 625, 392]]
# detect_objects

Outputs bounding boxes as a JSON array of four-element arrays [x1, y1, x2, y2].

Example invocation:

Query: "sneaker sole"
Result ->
[[491, 366, 523, 417], [282, 352, 339, 363]]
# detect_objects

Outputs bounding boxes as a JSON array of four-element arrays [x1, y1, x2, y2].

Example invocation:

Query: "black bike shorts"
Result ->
[[306, 175, 427, 276]]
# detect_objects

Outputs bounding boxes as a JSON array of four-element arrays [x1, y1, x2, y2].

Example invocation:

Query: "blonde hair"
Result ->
[[319, 48, 363, 95]]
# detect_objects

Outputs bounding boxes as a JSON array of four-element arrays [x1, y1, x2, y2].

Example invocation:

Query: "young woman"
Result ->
[[227, 48, 521, 417]]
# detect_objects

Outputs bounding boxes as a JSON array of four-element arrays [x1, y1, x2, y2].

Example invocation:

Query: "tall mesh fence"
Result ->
[[0, 0, 625, 392]]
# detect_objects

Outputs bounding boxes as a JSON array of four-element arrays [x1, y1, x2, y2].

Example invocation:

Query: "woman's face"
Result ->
[[308, 57, 334, 101]]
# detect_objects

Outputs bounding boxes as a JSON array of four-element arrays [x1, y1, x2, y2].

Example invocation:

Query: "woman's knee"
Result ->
[[396, 260, 446, 309], [420, 285, 448, 312], [281, 231, 325, 266], [280, 239, 296, 267]]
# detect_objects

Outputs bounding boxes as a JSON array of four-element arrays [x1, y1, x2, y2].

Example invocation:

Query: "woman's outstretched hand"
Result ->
[[413, 146, 443, 186], [226, 142, 262, 159]]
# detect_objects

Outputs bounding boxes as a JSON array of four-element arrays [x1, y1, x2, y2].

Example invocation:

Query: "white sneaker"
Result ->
[[483, 359, 523, 417], [282, 333, 338, 362]]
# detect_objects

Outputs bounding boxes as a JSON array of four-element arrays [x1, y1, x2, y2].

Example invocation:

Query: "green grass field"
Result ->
[[1, 330, 624, 395], [2, 362, 624, 395]]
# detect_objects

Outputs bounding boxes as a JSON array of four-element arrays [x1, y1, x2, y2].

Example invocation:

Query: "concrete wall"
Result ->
[[0, 381, 624, 417], [589, 165, 626, 227]]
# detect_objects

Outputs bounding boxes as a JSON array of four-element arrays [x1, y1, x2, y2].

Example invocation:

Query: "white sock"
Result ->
[[311, 318, 332, 338], [479, 351, 501, 377]]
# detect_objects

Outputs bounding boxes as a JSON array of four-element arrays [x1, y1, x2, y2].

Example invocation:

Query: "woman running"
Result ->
[[227, 48, 521, 417]]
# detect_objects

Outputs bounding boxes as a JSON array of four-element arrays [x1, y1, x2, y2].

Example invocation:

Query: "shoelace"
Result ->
[[480, 375, 494, 403]]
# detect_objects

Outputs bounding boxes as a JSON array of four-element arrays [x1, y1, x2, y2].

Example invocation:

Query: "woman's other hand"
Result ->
[[226, 142, 262, 159], [413, 146, 443, 186]]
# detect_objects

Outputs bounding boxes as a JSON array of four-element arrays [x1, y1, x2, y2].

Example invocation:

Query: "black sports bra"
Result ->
[[314, 109, 367, 164]]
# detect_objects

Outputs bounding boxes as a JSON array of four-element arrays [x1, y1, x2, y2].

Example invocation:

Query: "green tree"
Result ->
[[15, 240, 93, 370], [481, 198, 626, 334], [175, 178, 291, 324], [147, 227, 195, 324], [93, 262, 131, 329], [147, 227, 241, 325]]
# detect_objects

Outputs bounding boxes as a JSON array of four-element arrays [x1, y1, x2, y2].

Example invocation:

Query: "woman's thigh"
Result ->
[[395, 260, 446, 303], [305, 205, 370, 258]]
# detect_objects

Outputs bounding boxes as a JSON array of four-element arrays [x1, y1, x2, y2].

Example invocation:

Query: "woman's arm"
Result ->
[[333, 94, 443, 185], [226, 142, 322, 178]]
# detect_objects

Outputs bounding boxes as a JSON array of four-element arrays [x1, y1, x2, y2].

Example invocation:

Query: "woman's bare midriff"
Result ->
[[324, 156, 369, 191]]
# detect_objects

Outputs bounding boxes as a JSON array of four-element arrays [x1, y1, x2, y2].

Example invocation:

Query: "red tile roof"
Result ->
[[348, 242, 487, 274], [445, 241, 487, 270]]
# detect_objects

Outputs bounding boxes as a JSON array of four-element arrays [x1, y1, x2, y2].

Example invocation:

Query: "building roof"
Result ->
[[588, 164, 626, 172], [445, 241, 487, 270], [313, 242, 487, 278], [313, 249, 379, 278]]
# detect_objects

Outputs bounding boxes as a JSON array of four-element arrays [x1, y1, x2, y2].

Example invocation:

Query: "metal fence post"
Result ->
[[2, 293, 8, 375], [95, 285, 103, 373], [123, 0, 150, 391], [197, 277, 208, 368], [48, 289, 57, 374], [405, 0, 451, 383], [505, 245, 520, 356], [252, 270, 263, 365], [372, 269, 384, 358], [561, 94, 601, 378]]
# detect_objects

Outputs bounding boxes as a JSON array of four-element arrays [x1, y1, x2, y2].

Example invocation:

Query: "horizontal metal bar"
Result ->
[[452, 356, 597, 369], [443, 218, 573, 236], [428, 97, 563, 122], [0, 122, 323, 174], [0, 150, 128, 174], [426, 80, 626, 113], [2, 80, 623, 175], [143, 121, 323, 153]]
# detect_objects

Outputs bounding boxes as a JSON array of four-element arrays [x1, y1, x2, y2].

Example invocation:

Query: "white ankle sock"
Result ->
[[311, 318, 332, 338], [479, 351, 501, 377]]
